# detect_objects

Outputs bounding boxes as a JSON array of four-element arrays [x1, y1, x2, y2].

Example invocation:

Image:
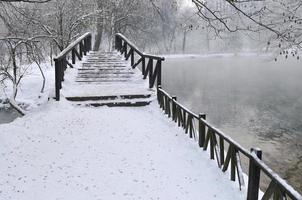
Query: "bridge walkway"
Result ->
[[61, 51, 154, 107]]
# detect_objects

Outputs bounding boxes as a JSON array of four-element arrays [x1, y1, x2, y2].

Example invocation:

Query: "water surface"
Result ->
[[162, 55, 302, 193], [0, 108, 20, 124]]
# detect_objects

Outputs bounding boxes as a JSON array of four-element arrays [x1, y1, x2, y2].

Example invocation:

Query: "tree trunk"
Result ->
[[182, 30, 187, 54], [93, 1, 104, 51], [12, 50, 17, 98]]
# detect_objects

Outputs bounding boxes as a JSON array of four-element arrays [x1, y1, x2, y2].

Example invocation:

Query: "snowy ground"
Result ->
[[0, 100, 246, 200]]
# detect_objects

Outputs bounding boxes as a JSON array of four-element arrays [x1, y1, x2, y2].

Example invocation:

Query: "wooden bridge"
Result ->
[[52, 32, 302, 200], [54, 33, 163, 107]]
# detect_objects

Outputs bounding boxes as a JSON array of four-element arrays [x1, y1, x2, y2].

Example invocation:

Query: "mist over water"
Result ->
[[162, 54, 302, 192]]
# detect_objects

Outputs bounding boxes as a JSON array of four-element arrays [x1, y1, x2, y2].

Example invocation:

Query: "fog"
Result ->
[[162, 54, 302, 192]]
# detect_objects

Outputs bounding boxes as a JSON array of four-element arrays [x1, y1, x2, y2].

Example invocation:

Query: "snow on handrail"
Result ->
[[54, 32, 92, 60], [115, 33, 165, 61], [251, 153, 302, 200]]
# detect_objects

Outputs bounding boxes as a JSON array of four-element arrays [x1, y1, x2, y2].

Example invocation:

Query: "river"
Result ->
[[162, 54, 302, 193], [0, 108, 20, 124]]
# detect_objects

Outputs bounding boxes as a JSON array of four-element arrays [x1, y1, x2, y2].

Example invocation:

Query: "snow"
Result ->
[[0, 100, 246, 200], [61, 52, 153, 99], [0, 62, 55, 110]]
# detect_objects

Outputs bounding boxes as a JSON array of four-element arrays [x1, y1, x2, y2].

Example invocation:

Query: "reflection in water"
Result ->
[[162, 55, 302, 193], [0, 108, 20, 124]]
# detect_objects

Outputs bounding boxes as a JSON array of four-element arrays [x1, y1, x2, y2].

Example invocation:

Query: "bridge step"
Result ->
[[66, 94, 151, 102], [69, 95, 154, 107], [76, 78, 129, 83], [62, 51, 152, 107], [77, 101, 151, 107]]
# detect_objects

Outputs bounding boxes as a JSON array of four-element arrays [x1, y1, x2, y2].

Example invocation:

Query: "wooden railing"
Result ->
[[54, 32, 92, 101], [115, 33, 164, 88], [157, 86, 302, 200]]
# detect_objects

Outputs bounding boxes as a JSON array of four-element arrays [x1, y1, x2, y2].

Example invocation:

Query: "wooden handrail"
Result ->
[[157, 87, 302, 200], [115, 33, 164, 88], [54, 32, 92, 101], [54, 32, 92, 60], [115, 33, 165, 61]]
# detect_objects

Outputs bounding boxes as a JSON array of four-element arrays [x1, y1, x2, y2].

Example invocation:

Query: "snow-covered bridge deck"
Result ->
[[0, 101, 245, 200], [60, 51, 155, 107]]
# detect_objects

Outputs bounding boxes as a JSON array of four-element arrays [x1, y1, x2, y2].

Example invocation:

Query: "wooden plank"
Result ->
[[203, 128, 211, 151], [198, 114, 206, 148], [235, 151, 245, 190], [231, 146, 236, 181], [222, 145, 232, 172], [219, 136, 225, 166], [262, 181, 277, 200], [66, 94, 152, 102]]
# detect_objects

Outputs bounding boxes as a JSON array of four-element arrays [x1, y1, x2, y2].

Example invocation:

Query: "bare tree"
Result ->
[[192, 0, 302, 55], [0, 36, 46, 115]]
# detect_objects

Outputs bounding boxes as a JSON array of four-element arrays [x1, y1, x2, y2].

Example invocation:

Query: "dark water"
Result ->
[[0, 108, 20, 124], [162, 55, 302, 193]]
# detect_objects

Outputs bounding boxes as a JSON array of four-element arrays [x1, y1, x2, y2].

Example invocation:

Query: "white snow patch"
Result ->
[[0, 101, 246, 200]]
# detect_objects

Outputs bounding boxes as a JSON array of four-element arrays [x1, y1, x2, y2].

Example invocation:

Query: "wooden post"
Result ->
[[219, 136, 225, 166], [149, 59, 153, 88], [172, 96, 177, 122], [131, 49, 134, 66], [165, 95, 169, 115], [231, 145, 236, 181], [142, 57, 146, 76], [72, 49, 76, 64], [88, 35, 91, 51], [157, 60, 162, 87], [115, 35, 119, 50], [198, 114, 206, 148], [83, 40, 87, 56], [124, 43, 127, 58], [54, 59, 60, 101], [168, 98, 171, 118], [209, 130, 214, 159], [157, 85, 161, 105], [183, 111, 187, 131], [247, 148, 262, 200], [79, 41, 83, 58], [189, 116, 193, 138], [84, 38, 87, 53]]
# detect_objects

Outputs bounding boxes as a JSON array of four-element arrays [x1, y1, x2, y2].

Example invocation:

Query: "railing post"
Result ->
[[172, 96, 177, 122], [87, 35, 91, 51], [124, 42, 127, 58], [79, 41, 83, 58], [142, 57, 146, 76], [157, 60, 162, 87], [247, 148, 262, 200], [149, 59, 153, 88], [198, 113, 206, 148], [72, 49, 76, 64], [131, 49, 134, 66], [54, 59, 60, 101], [157, 85, 162, 104], [115, 35, 119, 51], [83, 40, 87, 56]]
